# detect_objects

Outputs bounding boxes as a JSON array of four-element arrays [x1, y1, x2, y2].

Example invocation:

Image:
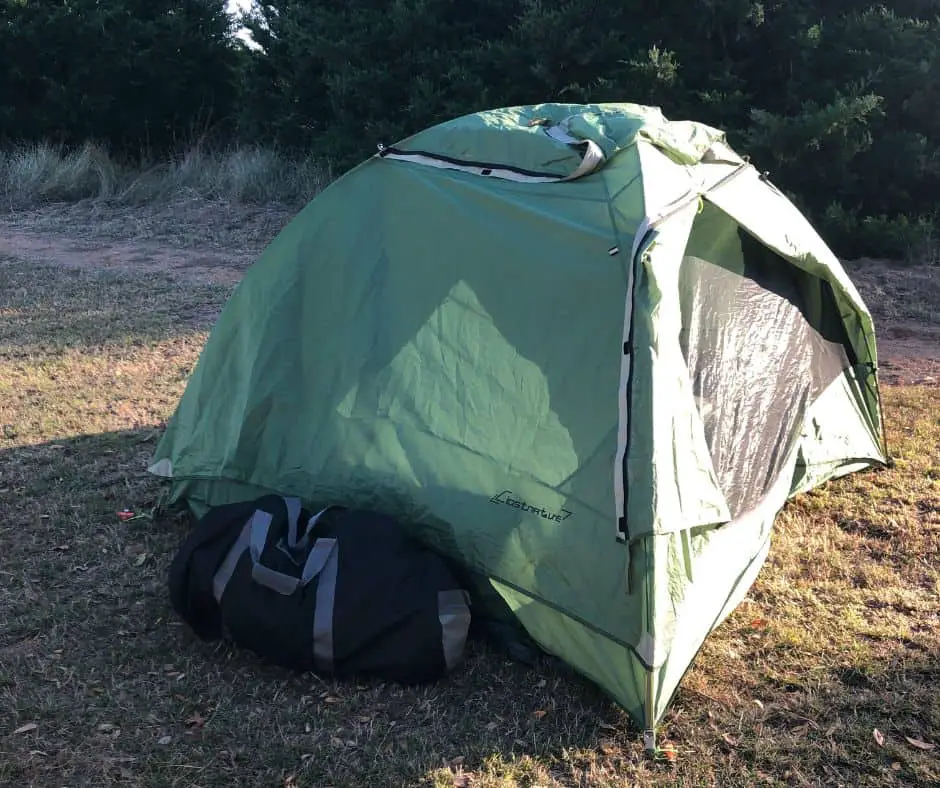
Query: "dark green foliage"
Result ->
[[1, 1, 938, 258], [0, 0, 239, 157], [237, 0, 515, 164], [233, 0, 939, 258]]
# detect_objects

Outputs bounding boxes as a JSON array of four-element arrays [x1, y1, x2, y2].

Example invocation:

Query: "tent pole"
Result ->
[[643, 669, 656, 755]]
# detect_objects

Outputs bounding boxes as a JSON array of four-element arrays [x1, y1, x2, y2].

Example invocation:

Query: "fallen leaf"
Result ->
[[330, 737, 344, 748], [532, 709, 548, 720], [485, 721, 498, 732], [97, 723, 115, 732], [891, 762, 901, 771], [722, 733, 738, 747], [14, 723, 37, 735], [657, 744, 678, 762], [905, 736, 935, 751], [134, 553, 148, 567], [324, 696, 342, 704], [874, 729, 886, 747], [185, 713, 205, 729], [599, 739, 617, 755], [157, 735, 171, 746], [754, 699, 764, 709]]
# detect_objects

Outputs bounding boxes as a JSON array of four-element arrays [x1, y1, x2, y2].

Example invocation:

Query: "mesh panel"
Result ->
[[678, 204, 851, 517]]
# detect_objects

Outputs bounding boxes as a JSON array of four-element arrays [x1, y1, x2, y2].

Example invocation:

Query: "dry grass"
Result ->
[[0, 142, 328, 214], [1, 246, 938, 787]]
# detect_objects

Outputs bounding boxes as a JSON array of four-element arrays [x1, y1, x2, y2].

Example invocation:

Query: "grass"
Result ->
[[1, 238, 939, 786], [0, 142, 329, 211]]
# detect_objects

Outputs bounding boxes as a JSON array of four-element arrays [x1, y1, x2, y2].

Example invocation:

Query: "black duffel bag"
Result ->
[[168, 494, 471, 684]]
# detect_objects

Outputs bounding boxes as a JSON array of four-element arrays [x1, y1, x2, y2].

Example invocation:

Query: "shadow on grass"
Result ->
[[661, 643, 940, 787], [0, 428, 632, 788], [0, 256, 232, 351], [2, 427, 937, 787]]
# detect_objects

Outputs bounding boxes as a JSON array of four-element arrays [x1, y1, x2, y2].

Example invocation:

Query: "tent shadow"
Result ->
[[5, 431, 931, 785], [661, 642, 940, 785], [0, 427, 635, 786]]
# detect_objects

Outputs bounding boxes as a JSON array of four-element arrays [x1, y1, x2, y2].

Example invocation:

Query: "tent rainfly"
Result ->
[[150, 103, 887, 750]]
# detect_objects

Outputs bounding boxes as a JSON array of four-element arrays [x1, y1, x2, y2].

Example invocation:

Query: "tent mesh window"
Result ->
[[677, 203, 854, 518]]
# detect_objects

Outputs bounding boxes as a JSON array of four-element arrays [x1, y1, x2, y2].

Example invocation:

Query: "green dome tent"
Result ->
[[150, 102, 887, 749]]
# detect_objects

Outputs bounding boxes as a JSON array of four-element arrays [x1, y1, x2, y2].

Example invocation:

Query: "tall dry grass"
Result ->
[[0, 142, 331, 210]]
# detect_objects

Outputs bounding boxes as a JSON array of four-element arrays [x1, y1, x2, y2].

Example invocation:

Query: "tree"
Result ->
[[0, 0, 240, 157]]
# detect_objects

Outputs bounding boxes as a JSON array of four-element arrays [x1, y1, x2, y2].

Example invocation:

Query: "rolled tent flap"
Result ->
[[621, 202, 734, 539]]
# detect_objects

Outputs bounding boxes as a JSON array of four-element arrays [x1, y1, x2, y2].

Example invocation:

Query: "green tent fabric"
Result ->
[[149, 102, 886, 746]]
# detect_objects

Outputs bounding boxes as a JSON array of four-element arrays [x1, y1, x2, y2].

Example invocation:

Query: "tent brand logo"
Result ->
[[489, 490, 572, 522]]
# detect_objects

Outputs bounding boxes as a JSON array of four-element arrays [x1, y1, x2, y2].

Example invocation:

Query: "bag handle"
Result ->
[[288, 503, 340, 552], [248, 509, 338, 595], [283, 496, 303, 548]]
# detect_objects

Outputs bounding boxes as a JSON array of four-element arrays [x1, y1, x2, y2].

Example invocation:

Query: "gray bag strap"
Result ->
[[438, 589, 472, 671], [212, 504, 342, 602], [248, 508, 338, 595], [283, 496, 302, 548], [292, 505, 339, 552], [312, 540, 340, 672], [212, 520, 252, 604], [210, 502, 342, 670]]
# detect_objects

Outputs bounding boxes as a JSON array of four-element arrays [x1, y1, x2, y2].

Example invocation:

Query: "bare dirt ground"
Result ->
[[0, 230, 248, 286], [1, 203, 937, 385], [846, 258, 940, 386], [0, 198, 292, 285], [877, 324, 940, 386]]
